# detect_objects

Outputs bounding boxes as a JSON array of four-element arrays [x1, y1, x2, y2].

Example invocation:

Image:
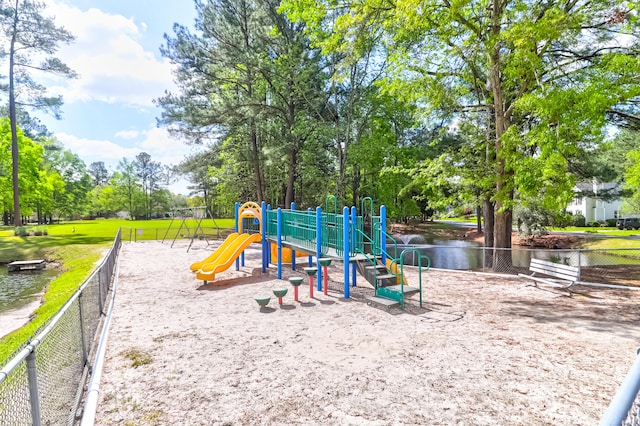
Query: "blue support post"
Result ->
[[351, 206, 357, 287], [308, 208, 313, 267], [316, 206, 322, 290], [380, 205, 387, 265], [277, 208, 283, 279], [261, 201, 267, 273], [235, 202, 240, 271], [291, 202, 296, 271], [343, 206, 350, 298], [267, 204, 272, 266]]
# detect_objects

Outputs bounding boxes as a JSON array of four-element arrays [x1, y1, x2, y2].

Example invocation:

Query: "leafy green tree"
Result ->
[[134, 152, 166, 219], [0, 106, 50, 140], [0, 117, 45, 223], [158, 0, 270, 202], [159, 0, 330, 208], [88, 184, 121, 218], [0, 0, 76, 225], [624, 149, 640, 215], [45, 149, 92, 219], [112, 158, 144, 219], [175, 150, 222, 212], [283, 0, 640, 261]]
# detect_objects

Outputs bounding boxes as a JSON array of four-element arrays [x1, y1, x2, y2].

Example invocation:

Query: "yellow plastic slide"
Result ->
[[195, 233, 262, 282], [386, 258, 408, 286], [189, 233, 239, 271]]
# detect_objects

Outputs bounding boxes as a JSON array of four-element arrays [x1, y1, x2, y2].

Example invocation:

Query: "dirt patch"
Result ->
[[94, 241, 640, 425]]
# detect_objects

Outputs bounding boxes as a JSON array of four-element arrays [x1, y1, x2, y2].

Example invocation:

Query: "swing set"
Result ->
[[161, 206, 222, 252]]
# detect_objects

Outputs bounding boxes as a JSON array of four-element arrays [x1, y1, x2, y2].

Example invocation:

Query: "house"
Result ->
[[568, 181, 624, 223]]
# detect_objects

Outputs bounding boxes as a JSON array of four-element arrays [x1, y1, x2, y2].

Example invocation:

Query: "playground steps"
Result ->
[[376, 285, 419, 306], [365, 295, 400, 310]]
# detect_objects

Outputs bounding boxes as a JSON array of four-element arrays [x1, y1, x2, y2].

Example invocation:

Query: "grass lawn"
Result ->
[[0, 217, 234, 362]]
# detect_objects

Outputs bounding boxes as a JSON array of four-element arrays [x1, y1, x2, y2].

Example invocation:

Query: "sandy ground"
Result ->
[[94, 240, 640, 425]]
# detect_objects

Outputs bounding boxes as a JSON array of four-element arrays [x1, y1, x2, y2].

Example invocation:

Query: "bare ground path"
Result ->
[[95, 241, 640, 425]]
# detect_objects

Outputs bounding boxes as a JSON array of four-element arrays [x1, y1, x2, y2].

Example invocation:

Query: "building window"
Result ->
[[572, 197, 583, 205]]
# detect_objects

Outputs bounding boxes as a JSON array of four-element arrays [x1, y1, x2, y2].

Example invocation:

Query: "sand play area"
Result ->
[[94, 240, 640, 425]]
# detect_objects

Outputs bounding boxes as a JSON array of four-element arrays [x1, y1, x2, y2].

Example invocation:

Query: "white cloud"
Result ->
[[57, 127, 189, 168], [115, 130, 141, 139], [55, 128, 193, 194], [139, 127, 190, 167], [55, 133, 140, 166], [43, 1, 176, 106]]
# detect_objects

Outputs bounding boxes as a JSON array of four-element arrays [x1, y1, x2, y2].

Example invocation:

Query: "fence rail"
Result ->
[[390, 245, 640, 288], [600, 348, 640, 426], [0, 230, 121, 425]]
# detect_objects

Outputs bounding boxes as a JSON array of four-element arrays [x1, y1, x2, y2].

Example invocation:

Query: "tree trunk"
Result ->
[[475, 204, 482, 232], [489, 0, 513, 269], [9, 2, 21, 226], [249, 123, 264, 202], [285, 146, 297, 207]]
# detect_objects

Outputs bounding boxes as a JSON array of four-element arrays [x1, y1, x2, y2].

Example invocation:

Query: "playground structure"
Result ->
[[162, 206, 222, 252], [190, 198, 430, 308]]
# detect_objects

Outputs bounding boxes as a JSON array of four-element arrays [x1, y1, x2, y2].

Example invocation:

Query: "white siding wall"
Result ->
[[569, 197, 623, 222]]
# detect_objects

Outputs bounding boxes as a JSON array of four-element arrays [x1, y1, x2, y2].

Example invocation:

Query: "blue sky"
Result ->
[[34, 0, 200, 194]]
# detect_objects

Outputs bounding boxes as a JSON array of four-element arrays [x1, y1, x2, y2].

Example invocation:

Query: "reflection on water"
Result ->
[[0, 266, 58, 313], [389, 236, 640, 270]]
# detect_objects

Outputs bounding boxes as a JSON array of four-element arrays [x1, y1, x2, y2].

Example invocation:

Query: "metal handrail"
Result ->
[[80, 250, 122, 425], [599, 348, 640, 425], [399, 248, 430, 309]]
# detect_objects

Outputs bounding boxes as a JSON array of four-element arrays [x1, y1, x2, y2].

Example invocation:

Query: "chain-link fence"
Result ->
[[390, 245, 640, 287], [0, 230, 121, 426], [120, 226, 229, 243]]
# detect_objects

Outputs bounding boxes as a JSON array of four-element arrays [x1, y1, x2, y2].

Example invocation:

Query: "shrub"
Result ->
[[571, 214, 586, 227], [605, 219, 617, 227], [587, 220, 600, 227], [32, 226, 48, 236], [14, 226, 28, 237]]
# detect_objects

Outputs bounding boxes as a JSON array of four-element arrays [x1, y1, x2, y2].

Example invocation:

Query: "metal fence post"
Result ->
[[97, 272, 104, 315], [577, 249, 582, 280], [482, 247, 486, 272], [26, 351, 42, 426], [78, 292, 88, 364]]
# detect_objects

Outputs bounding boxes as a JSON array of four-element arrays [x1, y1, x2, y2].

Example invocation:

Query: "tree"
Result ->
[[0, 0, 76, 225], [134, 152, 166, 219], [158, 0, 330, 208], [0, 117, 43, 224], [112, 158, 143, 219], [88, 161, 110, 186], [283, 0, 640, 261], [0, 105, 50, 140], [175, 150, 222, 211], [624, 148, 640, 215], [158, 0, 271, 202], [45, 148, 91, 219]]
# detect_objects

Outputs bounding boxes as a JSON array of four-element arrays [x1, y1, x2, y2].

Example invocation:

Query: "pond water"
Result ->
[[0, 266, 58, 314], [388, 235, 640, 270]]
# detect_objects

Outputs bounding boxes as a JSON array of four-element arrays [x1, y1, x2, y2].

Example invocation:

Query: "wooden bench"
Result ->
[[518, 258, 580, 289]]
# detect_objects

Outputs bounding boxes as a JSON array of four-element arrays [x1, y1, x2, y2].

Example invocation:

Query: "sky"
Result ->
[[33, 0, 200, 195]]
